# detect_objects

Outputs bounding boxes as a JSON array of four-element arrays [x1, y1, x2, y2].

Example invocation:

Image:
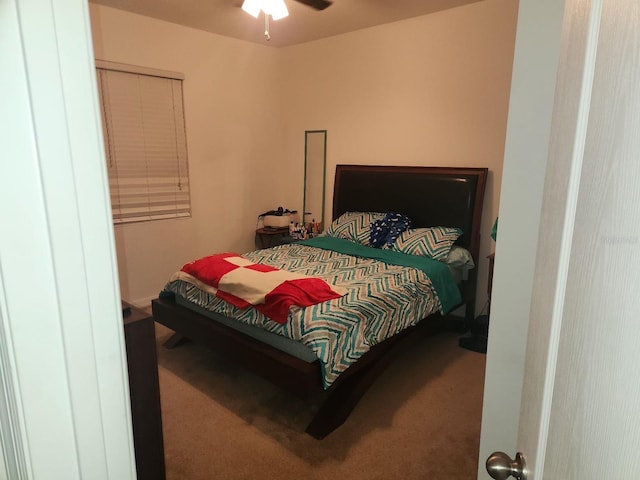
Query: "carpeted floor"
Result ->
[[153, 322, 486, 479]]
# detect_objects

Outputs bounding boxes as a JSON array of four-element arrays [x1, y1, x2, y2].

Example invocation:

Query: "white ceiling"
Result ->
[[89, 0, 484, 48]]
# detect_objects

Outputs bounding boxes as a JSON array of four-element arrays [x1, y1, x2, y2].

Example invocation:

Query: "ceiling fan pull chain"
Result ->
[[264, 13, 271, 41]]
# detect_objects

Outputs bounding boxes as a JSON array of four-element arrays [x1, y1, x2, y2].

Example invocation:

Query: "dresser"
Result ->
[[122, 301, 166, 480]]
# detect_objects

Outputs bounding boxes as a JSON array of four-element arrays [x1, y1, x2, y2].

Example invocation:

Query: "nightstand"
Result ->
[[255, 227, 292, 248], [487, 252, 495, 310], [458, 252, 494, 354]]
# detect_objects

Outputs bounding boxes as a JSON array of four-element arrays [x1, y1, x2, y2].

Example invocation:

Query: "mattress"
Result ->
[[174, 293, 318, 362]]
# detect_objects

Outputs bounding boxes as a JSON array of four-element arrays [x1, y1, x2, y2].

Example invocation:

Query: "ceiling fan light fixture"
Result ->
[[241, 0, 261, 18], [268, 0, 289, 20], [241, 0, 289, 20]]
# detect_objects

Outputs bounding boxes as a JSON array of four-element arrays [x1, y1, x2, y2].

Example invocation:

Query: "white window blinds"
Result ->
[[96, 64, 191, 224]]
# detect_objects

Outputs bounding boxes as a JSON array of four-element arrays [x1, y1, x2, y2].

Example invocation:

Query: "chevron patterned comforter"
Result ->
[[162, 237, 461, 388]]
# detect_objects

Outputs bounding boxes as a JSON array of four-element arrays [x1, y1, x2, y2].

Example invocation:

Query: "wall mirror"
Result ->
[[303, 130, 327, 231]]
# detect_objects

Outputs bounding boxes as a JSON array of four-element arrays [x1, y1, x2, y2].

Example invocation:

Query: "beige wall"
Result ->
[[279, 0, 518, 312], [89, 0, 518, 311], [90, 4, 285, 304]]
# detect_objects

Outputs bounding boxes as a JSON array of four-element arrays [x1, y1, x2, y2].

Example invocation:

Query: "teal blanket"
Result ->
[[299, 236, 462, 313]]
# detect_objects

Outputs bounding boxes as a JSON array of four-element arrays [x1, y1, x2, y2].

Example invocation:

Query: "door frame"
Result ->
[[478, 0, 567, 475], [0, 0, 135, 477]]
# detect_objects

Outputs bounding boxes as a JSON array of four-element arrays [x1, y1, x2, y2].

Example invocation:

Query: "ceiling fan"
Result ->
[[241, 0, 332, 40], [288, 0, 332, 10]]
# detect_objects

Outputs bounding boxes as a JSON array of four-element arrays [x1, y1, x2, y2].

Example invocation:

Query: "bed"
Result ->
[[152, 164, 487, 439]]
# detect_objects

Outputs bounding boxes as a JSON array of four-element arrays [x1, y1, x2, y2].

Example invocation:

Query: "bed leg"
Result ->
[[163, 333, 190, 349], [305, 355, 390, 439]]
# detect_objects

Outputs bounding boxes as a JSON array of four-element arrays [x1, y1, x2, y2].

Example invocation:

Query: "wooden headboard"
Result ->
[[332, 165, 488, 262]]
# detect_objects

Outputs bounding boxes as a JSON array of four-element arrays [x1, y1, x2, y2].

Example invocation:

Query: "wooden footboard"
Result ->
[[152, 295, 445, 439], [152, 296, 323, 399]]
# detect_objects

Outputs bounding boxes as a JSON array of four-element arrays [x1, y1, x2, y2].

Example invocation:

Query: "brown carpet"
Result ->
[[153, 322, 486, 479]]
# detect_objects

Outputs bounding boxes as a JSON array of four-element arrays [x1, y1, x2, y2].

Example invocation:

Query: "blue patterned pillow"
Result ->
[[325, 211, 386, 245], [369, 213, 412, 248], [392, 227, 462, 260]]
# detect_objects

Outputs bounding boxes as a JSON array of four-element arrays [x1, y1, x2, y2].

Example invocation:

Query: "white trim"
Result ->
[[1, 0, 136, 477], [533, 1, 602, 477], [95, 59, 185, 80], [0, 281, 29, 480], [1, 0, 44, 477]]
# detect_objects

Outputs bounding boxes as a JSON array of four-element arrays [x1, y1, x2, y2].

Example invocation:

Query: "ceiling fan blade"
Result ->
[[294, 0, 332, 11]]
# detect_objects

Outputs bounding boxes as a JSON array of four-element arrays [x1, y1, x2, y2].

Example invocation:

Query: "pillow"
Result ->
[[443, 246, 475, 269], [391, 226, 462, 260], [324, 211, 386, 245], [369, 213, 412, 248]]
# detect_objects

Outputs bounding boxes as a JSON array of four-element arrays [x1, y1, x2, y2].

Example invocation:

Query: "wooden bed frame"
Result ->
[[152, 165, 487, 439]]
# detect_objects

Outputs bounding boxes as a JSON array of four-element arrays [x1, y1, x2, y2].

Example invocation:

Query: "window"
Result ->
[[96, 61, 191, 224]]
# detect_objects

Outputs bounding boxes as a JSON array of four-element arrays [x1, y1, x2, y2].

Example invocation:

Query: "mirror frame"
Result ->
[[303, 130, 327, 230]]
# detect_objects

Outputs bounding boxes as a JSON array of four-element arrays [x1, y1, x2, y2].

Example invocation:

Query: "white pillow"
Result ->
[[443, 246, 475, 269]]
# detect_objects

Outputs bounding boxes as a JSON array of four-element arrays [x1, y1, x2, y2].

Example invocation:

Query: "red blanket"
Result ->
[[174, 253, 346, 324]]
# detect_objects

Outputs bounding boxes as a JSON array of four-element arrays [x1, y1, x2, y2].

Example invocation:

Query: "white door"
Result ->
[[480, 0, 640, 478]]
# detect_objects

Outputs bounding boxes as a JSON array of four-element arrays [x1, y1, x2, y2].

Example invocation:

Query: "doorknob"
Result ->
[[486, 451, 527, 480]]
